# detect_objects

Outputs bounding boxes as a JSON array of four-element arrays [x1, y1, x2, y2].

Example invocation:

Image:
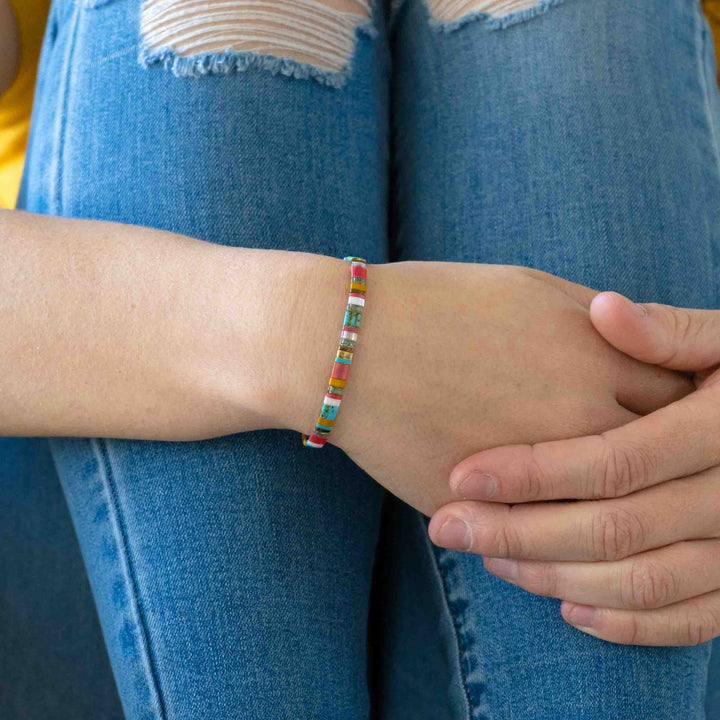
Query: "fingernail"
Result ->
[[484, 557, 518, 581], [454, 472, 499, 499], [565, 604, 597, 628], [433, 516, 472, 551]]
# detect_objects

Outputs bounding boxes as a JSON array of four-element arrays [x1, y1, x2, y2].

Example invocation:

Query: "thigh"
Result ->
[[382, 0, 719, 717], [19, 0, 390, 717]]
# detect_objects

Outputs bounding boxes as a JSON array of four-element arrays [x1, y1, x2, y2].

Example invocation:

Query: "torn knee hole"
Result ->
[[141, 0, 372, 77], [426, 0, 563, 27]]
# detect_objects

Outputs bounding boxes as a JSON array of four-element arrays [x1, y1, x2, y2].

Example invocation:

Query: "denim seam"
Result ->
[[695, 4, 720, 309], [49, 5, 80, 216], [429, 544, 488, 720], [138, 0, 380, 88], [91, 438, 167, 720]]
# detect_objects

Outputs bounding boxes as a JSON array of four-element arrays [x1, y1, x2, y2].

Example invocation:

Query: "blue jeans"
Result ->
[[4, 0, 720, 717]]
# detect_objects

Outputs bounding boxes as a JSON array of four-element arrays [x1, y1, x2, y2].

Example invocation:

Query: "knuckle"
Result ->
[[588, 506, 650, 561], [490, 521, 525, 559], [655, 306, 703, 367], [680, 606, 720, 646], [617, 613, 643, 645], [623, 559, 679, 610], [669, 308, 695, 355], [522, 449, 545, 501], [595, 438, 655, 498], [517, 562, 558, 597]]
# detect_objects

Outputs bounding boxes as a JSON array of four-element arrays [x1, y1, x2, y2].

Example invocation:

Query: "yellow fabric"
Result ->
[[706, 0, 720, 81], [0, 0, 50, 208]]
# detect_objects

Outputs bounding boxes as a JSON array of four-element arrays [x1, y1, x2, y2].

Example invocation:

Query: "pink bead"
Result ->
[[332, 361, 350, 380]]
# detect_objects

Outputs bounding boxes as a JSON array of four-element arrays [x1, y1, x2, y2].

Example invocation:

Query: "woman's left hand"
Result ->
[[429, 292, 720, 646]]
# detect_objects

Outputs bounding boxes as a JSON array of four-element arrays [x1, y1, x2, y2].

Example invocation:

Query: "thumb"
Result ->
[[590, 291, 720, 372]]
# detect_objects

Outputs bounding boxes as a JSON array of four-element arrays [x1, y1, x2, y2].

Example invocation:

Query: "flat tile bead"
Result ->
[[321, 404, 339, 420], [329, 377, 347, 389], [332, 361, 351, 380], [336, 349, 354, 361], [343, 312, 362, 328], [303, 435, 326, 448]]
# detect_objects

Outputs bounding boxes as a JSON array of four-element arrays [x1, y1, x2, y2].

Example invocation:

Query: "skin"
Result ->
[[3, 10, 715, 647], [328, 263, 692, 515], [431, 292, 720, 646], [0, 209, 356, 440], [0, 210, 691, 519]]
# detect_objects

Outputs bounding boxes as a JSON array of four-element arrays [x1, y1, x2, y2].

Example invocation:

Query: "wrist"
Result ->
[[257, 252, 384, 447], [265, 252, 353, 436]]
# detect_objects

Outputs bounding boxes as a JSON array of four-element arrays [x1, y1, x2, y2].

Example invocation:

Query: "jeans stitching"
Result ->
[[92, 438, 167, 720], [695, 4, 720, 308], [49, 5, 80, 215], [429, 541, 489, 720]]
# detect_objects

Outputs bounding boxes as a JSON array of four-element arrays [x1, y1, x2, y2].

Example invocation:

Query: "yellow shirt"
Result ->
[[0, 0, 50, 209], [705, 0, 720, 77], [1, 1, 720, 210]]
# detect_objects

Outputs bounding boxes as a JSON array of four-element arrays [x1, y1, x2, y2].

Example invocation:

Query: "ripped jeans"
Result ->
[[7, 0, 720, 717]]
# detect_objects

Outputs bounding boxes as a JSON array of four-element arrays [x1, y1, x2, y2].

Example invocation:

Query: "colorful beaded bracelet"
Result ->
[[302, 256, 367, 449]]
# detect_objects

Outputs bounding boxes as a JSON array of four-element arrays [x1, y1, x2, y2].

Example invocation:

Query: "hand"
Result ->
[[429, 292, 720, 646], [279, 263, 692, 516]]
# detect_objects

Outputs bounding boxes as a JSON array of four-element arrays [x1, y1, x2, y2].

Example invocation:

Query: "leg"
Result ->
[[0, 437, 123, 718], [377, 0, 719, 716], [20, 0, 389, 716]]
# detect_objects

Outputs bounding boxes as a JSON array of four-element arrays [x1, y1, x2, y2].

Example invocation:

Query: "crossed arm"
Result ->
[[0, 12, 714, 642]]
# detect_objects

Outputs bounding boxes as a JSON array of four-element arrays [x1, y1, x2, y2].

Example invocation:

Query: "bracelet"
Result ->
[[302, 256, 367, 449]]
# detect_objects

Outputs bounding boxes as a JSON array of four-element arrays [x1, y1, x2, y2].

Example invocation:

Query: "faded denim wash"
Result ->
[[3, 0, 720, 718]]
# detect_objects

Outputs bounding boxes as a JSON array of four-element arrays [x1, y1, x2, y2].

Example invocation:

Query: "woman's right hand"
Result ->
[[276, 260, 694, 516]]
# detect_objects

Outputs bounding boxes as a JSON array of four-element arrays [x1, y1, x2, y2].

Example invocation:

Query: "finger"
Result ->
[[430, 470, 720, 562], [525, 275, 694, 413], [449, 389, 720, 503], [561, 590, 720, 646], [614, 352, 694, 415], [591, 291, 720, 372], [483, 539, 720, 611]]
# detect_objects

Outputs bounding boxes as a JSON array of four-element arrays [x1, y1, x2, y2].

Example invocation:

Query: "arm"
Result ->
[[0, 209, 348, 441], [0, 0, 20, 97], [0, 209, 691, 516]]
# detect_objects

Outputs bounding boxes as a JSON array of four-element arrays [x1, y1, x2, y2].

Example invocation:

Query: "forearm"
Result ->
[[0, 209, 346, 440]]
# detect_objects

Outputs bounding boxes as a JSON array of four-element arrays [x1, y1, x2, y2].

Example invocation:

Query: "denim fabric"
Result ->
[[5, 0, 720, 717], [0, 437, 122, 718]]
